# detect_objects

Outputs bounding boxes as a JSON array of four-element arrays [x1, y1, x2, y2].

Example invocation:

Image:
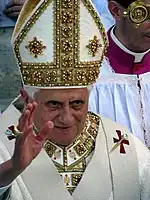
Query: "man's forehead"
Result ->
[[36, 88, 88, 100]]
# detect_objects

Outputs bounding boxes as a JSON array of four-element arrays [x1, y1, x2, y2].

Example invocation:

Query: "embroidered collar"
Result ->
[[44, 112, 100, 194]]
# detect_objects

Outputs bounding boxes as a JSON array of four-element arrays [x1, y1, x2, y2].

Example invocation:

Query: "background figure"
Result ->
[[89, 0, 150, 148], [106, 0, 150, 74], [92, 0, 115, 30], [0, 0, 25, 112]]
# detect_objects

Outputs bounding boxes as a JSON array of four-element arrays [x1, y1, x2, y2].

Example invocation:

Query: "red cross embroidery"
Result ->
[[8, 125, 15, 132], [113, 130, 129, 154]]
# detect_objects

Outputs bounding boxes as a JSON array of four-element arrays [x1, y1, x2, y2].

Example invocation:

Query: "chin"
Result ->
[[52, 136, 75, 146], [49, 129, 78, 146]]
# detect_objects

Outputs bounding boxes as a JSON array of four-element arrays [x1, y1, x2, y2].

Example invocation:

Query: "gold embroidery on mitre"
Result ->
[[25, 37, 46, 58], [44, 112, 100, 194], [13, 0, 41, 37], [86, 35, 102, 57], [13, 0, 107, 87]]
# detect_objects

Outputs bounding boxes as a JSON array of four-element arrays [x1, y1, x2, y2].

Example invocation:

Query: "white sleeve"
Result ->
[[133, 136, 150, 200], [0, 185, 11, 196], [0, 141, 12, 197]]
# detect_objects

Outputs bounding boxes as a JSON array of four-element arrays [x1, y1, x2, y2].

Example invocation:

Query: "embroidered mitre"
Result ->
[[11, 0, 107, 89]]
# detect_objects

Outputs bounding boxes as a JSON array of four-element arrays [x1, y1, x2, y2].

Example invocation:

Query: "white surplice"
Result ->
[[89, 28, 150, 148], [0, 103, 150, 200], [89, 72, 150, 148]]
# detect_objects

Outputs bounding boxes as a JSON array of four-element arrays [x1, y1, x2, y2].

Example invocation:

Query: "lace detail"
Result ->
[[137, 76, 149, 147]]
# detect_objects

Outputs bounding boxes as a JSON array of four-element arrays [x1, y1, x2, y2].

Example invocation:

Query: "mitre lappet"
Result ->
[[11, 0, 108, 89]]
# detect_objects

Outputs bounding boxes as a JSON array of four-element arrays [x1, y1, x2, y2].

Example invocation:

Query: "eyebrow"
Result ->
[[44, 100, 62, 104], [70, 100, 85, 103], [45, 99, 85, 104]]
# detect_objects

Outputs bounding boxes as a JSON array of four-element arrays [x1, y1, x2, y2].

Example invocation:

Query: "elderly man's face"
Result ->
[[33, 88, 89, 146]]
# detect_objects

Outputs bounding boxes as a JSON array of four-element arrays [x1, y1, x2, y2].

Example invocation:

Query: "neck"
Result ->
[[114, 26, 149, 53], [49, 139, 74, 147]]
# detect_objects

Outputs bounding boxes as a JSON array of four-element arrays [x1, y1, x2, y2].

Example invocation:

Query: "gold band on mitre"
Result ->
[[123, 0, 150, 26], [11, 0, 108, 89]]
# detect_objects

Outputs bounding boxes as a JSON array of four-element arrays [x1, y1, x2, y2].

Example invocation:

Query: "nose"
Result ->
[[58, 106, 74, 125]]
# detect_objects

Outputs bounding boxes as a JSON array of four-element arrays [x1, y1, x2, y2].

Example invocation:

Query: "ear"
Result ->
[[108, 1, 123, 20]]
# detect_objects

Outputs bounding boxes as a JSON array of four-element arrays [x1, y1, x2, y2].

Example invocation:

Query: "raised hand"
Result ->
[[11, 102, 54, 172], [3, 0, 26, 18]]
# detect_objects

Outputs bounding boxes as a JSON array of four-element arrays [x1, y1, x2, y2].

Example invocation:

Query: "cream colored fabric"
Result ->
[[12, 0, 107, 89], [0, 104, 150, 199]]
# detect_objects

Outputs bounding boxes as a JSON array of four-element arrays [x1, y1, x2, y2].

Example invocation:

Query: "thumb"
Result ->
[[36, 121, 54, 142]]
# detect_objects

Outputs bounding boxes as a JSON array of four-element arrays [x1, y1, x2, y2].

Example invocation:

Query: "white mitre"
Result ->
[[11, 0, 108, 90]]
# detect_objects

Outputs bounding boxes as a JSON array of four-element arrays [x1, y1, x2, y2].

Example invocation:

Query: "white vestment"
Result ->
[[89, 72, 150, 148], [89, 27, 150, 148], [0, 103, 150, 200]]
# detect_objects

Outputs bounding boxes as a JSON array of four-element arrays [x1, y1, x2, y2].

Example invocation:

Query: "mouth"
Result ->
[[55, 126, 73, 129], [144, 34, 150, 39]]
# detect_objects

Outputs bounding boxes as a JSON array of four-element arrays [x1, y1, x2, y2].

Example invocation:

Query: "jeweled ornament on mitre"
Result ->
[[11, 0, 108, 89]]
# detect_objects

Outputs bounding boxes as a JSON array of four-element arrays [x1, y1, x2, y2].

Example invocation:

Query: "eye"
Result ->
[[44, 101, 61, 110], [71, 100, 84, 109]]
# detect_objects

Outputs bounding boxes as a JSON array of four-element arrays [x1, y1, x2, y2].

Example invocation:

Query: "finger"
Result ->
[[20, 89, 29, 104], [17, 109, 30, 131], [36, 121, 54, 142], [5, 11, 20, 18], [24, 102, 36, 127], [28, 102, 37, 125], [5, 1, 24, 8], [18, 103, 33, 131], [4, 5, 23, 14], [19, 125, 33, 145], [24, 102, 34, 112], [15, 124, 33, 145]]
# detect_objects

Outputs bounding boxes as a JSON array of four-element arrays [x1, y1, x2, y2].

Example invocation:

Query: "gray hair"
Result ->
[[24, 85, 93, 99]]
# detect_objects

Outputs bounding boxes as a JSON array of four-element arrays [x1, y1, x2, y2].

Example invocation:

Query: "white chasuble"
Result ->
[[0, 101, 142, 200]]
